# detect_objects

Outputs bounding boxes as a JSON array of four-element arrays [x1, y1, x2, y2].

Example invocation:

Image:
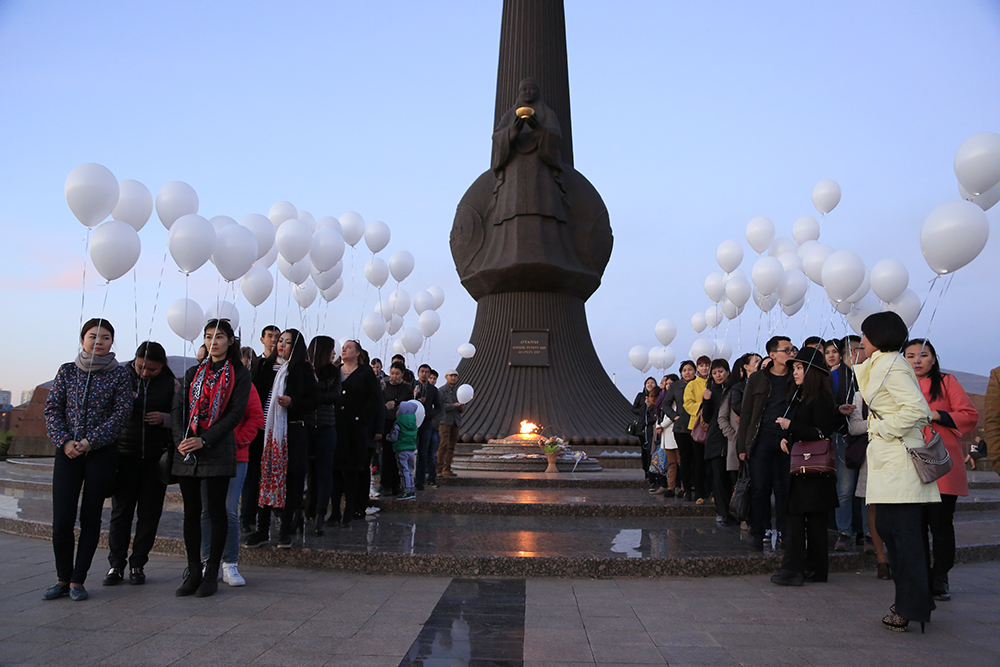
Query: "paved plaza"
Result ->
[[1, 532, 998, 667]]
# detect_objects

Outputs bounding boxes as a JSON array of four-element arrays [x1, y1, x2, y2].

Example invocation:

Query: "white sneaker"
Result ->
[[365, 507, 380, 515], [221, 562, 246, 587]]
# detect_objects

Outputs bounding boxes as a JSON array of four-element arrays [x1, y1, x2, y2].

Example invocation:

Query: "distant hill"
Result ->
[[943, 369, 989, 395]]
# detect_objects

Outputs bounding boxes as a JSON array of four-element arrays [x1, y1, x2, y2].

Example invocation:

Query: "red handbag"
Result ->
[[789, 439, 835, 475]]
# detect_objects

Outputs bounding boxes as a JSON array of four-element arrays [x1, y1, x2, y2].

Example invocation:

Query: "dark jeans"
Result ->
[[876, 503, 936, 622], [381, 438, 400, 495], [52, 445, 119, 584], [178, 475, 228, 569], [781, 510, 828, 577], [690, 441, 706, 499], [330, 469, 361, 523], [108, 453, 167, 571], [280, 423, 308, 537], [240, 430, 264, 528], [708, 456, 734, 521], [674, 432, 694, 494], [305, 426, 336, 520], [748, 436, 790, 541], [415, 423, 437, 486], [925, 493, 958, 579]]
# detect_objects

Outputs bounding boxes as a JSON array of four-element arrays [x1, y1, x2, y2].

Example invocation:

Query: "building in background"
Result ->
[[0, 390, 11, 409], [20, 390, 33, 406]]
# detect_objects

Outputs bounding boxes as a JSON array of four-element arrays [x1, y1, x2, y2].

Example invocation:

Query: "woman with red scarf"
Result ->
[[171, 319, 250, 598]]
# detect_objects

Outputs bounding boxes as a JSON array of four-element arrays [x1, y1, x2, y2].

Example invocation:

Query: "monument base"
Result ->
[[455, 291, 636, 446]]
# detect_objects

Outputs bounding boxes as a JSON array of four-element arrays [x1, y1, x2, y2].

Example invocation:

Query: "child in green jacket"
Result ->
[[395, 401, 419, 500]]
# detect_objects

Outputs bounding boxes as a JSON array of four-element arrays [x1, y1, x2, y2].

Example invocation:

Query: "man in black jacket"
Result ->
[[737, 336, 796, 551], [829, 336, 861, 551], [413, 364, 441, 489]]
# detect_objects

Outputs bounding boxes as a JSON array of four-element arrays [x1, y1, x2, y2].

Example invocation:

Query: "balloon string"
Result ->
[[133, 268, 139, 351], [79, 227, 91, 341], [74, 283, 112, 443], [147, 246, 169, 344], [272, 261, 280, 332], [919, 274, 953, 341]]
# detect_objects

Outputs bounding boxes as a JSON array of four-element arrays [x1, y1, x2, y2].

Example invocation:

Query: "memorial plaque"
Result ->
[[509, 330, 549, 367]]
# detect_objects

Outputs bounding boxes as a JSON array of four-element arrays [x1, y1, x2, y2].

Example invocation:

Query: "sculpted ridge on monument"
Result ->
[[451, 78, 613, 301]]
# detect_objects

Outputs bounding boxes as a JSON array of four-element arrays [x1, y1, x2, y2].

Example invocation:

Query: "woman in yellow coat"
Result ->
[[854, 312, 939, 633]]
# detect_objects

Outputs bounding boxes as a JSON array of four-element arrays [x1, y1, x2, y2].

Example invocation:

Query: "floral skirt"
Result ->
[[258, 429, 288, 509]]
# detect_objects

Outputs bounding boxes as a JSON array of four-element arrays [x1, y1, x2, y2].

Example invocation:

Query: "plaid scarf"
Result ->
[[187, 360, 234, 435]]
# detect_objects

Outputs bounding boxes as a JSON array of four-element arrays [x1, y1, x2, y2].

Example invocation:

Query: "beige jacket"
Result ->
[[854, 350, 940, 505]]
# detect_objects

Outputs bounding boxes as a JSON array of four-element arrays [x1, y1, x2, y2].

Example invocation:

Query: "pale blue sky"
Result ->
[[1, 1, 998, 401]]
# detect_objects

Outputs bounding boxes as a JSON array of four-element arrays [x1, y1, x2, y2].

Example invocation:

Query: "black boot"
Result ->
[[932, 573, 950, 601], [196, 564, 219, 597], [176, 565, 203, 597], [314, 516, 325, 537], [770, 569, 805, 586]]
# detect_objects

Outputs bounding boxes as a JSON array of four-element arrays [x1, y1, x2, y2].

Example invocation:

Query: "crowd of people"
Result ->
[[42, 318, 466, 601], [634, 311, 985, 633]]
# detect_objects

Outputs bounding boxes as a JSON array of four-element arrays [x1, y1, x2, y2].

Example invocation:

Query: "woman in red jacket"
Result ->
[[905, 339, 979, 602]]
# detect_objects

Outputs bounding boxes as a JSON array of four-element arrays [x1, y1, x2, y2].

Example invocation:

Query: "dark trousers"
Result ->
[[305, 426, 336, 520], [925, 494, 958, 579], [674, 432, 694, 494], [381, 438, 400, 495], [108, 453, 167, 571], [748, 436, 790, 541], [876, 503, 936, 622], [415, 423, 437, 486], [690, 441, 706, 499], [52, 445, 119, 584], [781, 510, 828, 576], [178, 475, 228, 569], [330, 469, 361, 522], [708, 456, 734, 521], [240, 430, 264, 528], [354, 451, 375, 513]]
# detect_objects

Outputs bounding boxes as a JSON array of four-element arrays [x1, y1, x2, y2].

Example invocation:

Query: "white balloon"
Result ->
[[821, 250, 866, 303], [401, 328, 423, 354], [792, 216, 821, 244], [752, 288, 779, 312], [642, 361, 653, 374], [310, 227, 345, 272], [832, 298, 853, 315], [660, 346, 676, 369], [751, 256, 784, 295], [954, 131, 1000, 197], [714, 340, 733, 361], [704, 306, 723, 329], [213, 224, 258, 281], [716, 239, 743, 274], [321, 279, 343, 302], [458, 343, 476, 358], [768, 236, 798, 258], [418, 310, 441, 337], [847, 296, 881, 334], [168, 214, 216, 273], [365, 257, 389, 288], [724, 274, 752, 307], [392, 339, 406, 355], [375, 297, 394, 322], [920, 200, 990, 275], [241, 265, 274, 306], [413, 290, 435, 314], [89, 220, 140, 281], [959, 180, 1000, 212], [745, 216, 775, 254], [259, 243, 278, 268], [777, 252, 803, 272], [362, 312, 386, 341], [364, 219, 391, 254], [845, 269, 870, 304], [797, 239, 820, 259], [691, 312, 707, 333], [801, 243, 834, 285], [690, 338, 714, 361], [654, 319, 677, 346], [390, 289, 411, 317], [720, 298, 744, 320], [316, 216, 342, 233], [388, 250, 415, 283], [427, 286, 446, 309], [777, 268, 809, 306], [292, 280, 318, 309], [155, 181, 198, 230], [275, 219, 312, 264], [65, 163, 119, 228], [628, 345, 648, 371], [648, 347, 663, 370], [311, 263, 340, 290], [167, 298, 204, 342], [240, 214, 275, 260], [111, 180, 152, 231], [456, 384, 474, 404], [339, 211, 365, 247], [209, 215, 236, 234], [704, 272, 727, 303], [884, 288, 922, 328], [812, 179, 842, 215], [781, 296, 805, 317], [869, 259, 909, 303], [268, 201, 297, 229], [296, 210, 315, 230], [205, 301, 240, 331], [277, 255, 311, 285], [387, 314, 404, 336]]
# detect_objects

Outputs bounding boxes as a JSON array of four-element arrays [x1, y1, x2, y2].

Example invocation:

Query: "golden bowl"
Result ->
[[516, 106, 535, 118]]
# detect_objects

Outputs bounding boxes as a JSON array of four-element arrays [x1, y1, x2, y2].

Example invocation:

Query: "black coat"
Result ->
[[335, 365, 381, 472], [784, 388, 840, 514], [171, 360, 250, 478], [306, 364, 341, 428], [658, 379, 690, 434], [282, 362, 319, 422], [117, 363, 176, 459], [383, 382, 413, 434], [701, 383, 728, 460]]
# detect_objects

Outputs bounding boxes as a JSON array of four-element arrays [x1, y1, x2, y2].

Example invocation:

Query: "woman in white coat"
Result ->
[[854, 312, 939, 633]]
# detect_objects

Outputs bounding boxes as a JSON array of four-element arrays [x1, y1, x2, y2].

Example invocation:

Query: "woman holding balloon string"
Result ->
[[43, 318, 133, 601], [172, 319, 250, 598], [632, 377, 659, 487]]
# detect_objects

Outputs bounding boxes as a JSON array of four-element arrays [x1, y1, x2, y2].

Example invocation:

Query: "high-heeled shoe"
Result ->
[[882, 613, 924, 633], [877, 562, 892, 580]]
